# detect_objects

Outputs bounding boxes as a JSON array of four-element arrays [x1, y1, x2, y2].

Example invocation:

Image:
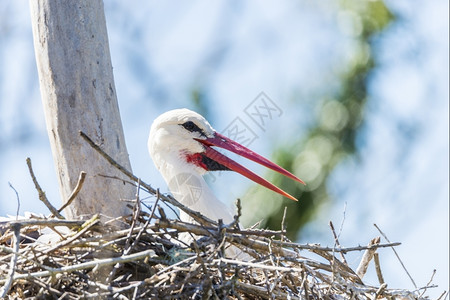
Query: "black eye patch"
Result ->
[[180, 121, 206, 136]]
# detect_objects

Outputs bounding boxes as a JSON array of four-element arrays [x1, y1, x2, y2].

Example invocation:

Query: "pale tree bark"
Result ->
[[29, 0, 133, 223]]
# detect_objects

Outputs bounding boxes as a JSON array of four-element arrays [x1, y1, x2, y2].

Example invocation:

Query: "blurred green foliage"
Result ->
[[242, 0, 394, 240]]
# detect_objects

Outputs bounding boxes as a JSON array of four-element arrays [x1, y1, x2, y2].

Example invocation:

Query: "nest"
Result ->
[[0, 133, 440, 299], [0, 197, 437, 299]]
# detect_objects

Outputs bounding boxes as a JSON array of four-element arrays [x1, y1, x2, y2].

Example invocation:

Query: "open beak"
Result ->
[[196, 132, 305, 201]]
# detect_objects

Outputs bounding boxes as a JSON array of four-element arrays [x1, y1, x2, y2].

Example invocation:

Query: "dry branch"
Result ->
[[374, 223, 417, 289], [26, 157, 63, 219], [55, 171, 87, 216], [356, 236, 380, 279]]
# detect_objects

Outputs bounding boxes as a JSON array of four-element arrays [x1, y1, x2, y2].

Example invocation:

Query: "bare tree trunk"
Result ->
[[29, 0, 133, 223]]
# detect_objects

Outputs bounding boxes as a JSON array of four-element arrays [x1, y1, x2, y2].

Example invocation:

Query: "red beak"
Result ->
[[196, 132, 305, 201]]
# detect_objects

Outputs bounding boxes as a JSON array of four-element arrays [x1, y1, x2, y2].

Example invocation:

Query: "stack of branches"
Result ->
[[0, 133, 440, 299], [0, 194, 436, 299]]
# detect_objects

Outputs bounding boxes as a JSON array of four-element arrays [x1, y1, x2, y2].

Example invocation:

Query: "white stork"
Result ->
[[148, 108, 305, 226]]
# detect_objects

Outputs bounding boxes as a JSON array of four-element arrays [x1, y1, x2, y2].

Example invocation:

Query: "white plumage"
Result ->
[[148, 108, 304, 227]]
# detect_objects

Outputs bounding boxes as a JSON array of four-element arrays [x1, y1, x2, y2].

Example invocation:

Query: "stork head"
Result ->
[[148, 108, 305, 201]]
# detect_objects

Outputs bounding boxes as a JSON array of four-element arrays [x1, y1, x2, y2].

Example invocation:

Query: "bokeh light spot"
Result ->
[[319, 100, 349, 131]]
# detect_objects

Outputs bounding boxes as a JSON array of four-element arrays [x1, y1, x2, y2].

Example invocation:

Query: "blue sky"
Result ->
[[0, 0, 448, 297]]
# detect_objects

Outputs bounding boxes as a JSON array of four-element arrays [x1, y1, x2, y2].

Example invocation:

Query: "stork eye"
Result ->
[[181, 121, 206, 136]]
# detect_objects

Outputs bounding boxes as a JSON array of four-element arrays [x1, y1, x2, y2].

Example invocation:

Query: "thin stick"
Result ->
[[148, 189, 161, 224], [338, 201, 347, 238], [219, 258, 304, 274], [374, 223, 417, 288], [419, 269, 436, 298], [329, 221, 348, 264], [436, 291, 448, 300], [277, 240, 400, 253], [7, 182, 20, 220], [56, 171, 87, 215], [228, 198, 242, 229], [0, 249, 157, 283], [4, 219, 92, 228], [373, 252, 385, 285], [125, 179, 141, 254], [228, 228, 284, 237], [0, 223, 20, 297], [281, 206, 287, 242], [26, 157, 63, 219], [98, 174, 137, 188]]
